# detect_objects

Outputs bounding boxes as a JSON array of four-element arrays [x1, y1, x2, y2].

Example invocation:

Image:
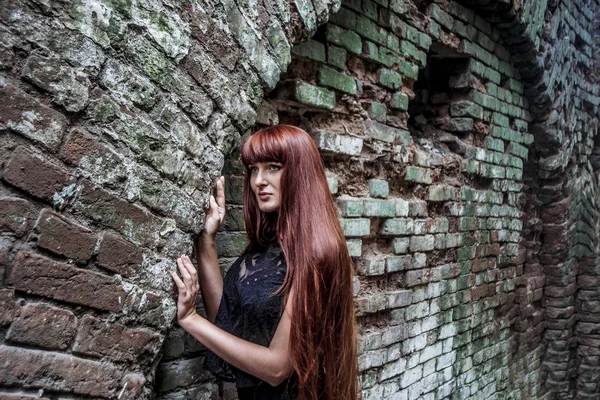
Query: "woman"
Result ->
[[172, 125, 358, 400]]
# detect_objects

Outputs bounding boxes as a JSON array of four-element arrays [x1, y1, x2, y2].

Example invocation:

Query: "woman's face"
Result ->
[[249, 161, 283, 213]]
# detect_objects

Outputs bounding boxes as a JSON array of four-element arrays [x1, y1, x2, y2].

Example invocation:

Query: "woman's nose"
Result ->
[[254, 170, 266, 185]]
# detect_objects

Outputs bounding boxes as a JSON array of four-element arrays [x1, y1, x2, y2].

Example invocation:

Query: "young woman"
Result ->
[[172, 125, 358, 400]]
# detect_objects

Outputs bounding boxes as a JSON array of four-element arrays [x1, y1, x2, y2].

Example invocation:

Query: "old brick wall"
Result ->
[[156, 0, 600, 399], [0, 0, 341, 398], [1, 0, 600, 400]]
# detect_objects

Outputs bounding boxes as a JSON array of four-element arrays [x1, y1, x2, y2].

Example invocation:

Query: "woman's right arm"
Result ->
[[196, 176, 226, 323]]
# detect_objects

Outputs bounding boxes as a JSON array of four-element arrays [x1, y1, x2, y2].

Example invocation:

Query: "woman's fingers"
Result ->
[[216, 176, 226, 211], [171, 271, 185, 291], [181, 255, 198, 278], [177, 257, 192, 283]]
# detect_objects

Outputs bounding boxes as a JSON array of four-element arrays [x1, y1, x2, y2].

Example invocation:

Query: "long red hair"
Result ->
[[241, 125, 358, 400]]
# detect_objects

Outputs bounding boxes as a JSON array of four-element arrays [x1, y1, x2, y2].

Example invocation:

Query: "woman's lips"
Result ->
[[258, 193, 271, 201]]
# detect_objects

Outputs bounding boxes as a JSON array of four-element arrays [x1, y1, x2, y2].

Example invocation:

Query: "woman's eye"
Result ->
[[249, 166, 258, 173], [269, 164, 282, 171]]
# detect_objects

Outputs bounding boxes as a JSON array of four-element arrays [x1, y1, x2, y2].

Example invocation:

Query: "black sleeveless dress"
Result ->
[[203, 241, 299, 399]]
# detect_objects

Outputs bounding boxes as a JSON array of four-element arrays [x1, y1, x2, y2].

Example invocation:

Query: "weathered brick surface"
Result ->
[[76, 180, 158, 247], [2, 147, 72, 202], [0, 345, 120, 398], [0, 82, 67, 151], [7, 302, 77, 350], [9, 251, 126, 312], [74, 315, 161, 363], [96, 232, 143, 277], [0, 289, 16, 326], [0, 197, 32, 236], [34, 209, 97, 263]]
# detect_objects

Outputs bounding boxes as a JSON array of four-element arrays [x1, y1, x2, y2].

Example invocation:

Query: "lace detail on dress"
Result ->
[[203, 241, 289, 389]]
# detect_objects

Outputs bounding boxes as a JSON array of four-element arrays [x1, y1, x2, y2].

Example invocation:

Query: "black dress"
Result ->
[[203, 241, 299, 400]]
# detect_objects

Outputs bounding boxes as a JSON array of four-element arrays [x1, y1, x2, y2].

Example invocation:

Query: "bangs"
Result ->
[[241, 127, 287, 166]]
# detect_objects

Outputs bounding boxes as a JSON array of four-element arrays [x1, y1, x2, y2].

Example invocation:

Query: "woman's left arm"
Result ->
[[172, 255, 294, 387]]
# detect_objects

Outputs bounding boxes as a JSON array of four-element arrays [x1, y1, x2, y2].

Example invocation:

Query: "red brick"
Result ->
[[8, 251, 126, 312], [7, 302, 77, 350], [0, 289, 16, 326], [0, 82, 67, 151], [34, 209, 97, 263], [60, 129, 120, 167], [0, 243, 9, 282], [2, 147, 72, 202], [96, 232, 143, 277], [74, 315, 161, 363], [0, 197, 33, 236], [0, 345, 119, 398], [76, 180, 158, 246]]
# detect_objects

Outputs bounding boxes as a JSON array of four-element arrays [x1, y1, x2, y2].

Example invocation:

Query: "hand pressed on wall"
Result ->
[[172, 255, 201, 323], [202, 176, 226, 239]]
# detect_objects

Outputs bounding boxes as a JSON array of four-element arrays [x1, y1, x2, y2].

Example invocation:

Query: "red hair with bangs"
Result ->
[[241, 125, 358, 400]]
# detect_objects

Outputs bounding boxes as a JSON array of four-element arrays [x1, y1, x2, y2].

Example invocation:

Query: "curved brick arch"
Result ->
[[0, 0, 340, 399], [455, 2, 600, 398]]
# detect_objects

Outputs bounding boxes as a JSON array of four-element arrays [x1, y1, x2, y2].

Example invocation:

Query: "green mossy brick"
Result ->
[[492, 112, 510, 127], [368, 179, 389, 198], [356, 15, 388, 46], [326, 24, 362, 54], [362, 0, 378, 20], [507, 142, 529, 159], [450, 100, 483, 119], [484, 67, 501, 85], [291, 39, 326, 62], [327, 45, 347, 69], [386, 33, 400, 52], [405, 166, 433, 184], [506, 167, 523, 180], [318, 67, 357, 95], [428, 185, 458, 202], [364, 120, 408, 144], [399, 59, 419, 80], [380, 218, 414, 236], [390, 91, 409, 110], [461, 187, 476, 201], [341, 218, 371, 237], [429, 20, 441, 39], [329, 7, 357, 30], [378, 68, 403, 89], [392, 237, 410, 254], [401, 40, 426, 66], [326, 173, 339, 194], [453, 19, 477, 41], [368, 101, 387, 122], [485, 137, 505, 152], [294, 82, 336, 110], [364, 199, 396, 217], [346, 239, 362, 256], [389, 0, 406, 14], [338, 198, 364, 217], [430, 4, 454, 30], [418, 32, 432, 50]]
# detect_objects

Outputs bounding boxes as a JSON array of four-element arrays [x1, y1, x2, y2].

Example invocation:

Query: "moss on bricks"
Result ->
[[327, 45, 347, 69], [378, 68, 403, 90], [294, 82, 336, 110], [326, 24, 362, 54], [318, 67, 357, 95], [390, 91, 409, 110]]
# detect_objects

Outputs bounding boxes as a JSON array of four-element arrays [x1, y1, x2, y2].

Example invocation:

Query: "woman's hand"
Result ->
[[202, 176, 226, 239], [172, 255, 200, 323]]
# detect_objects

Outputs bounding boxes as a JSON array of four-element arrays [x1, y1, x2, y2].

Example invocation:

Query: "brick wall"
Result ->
[[0, 0, 340, 398], [1, 0, 599, 399]]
